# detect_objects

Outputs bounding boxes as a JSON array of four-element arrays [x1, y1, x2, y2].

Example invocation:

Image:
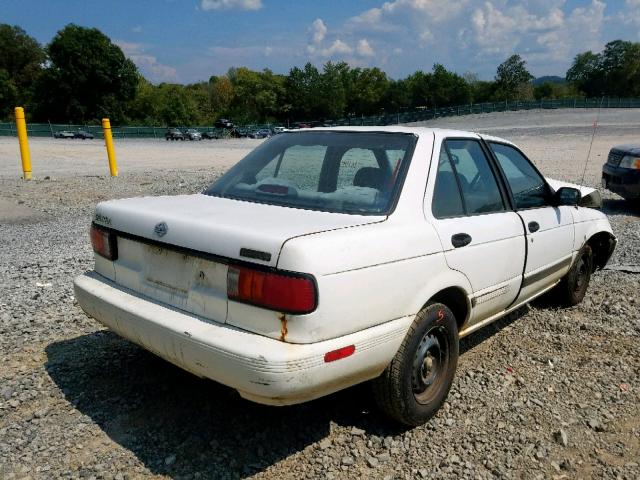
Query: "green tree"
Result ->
[[495, 54, 534, 100], [429, 64, 472, 106], [34, 24, 138, 123], [126, 76, 160, 124], [156, 83, 199, 126], [319, 61, 347, 119], [0, 24, 45, 118], [566, 51, 600, 96], [210, 75, 234, 116], [624, 43, 640, 97], [286, 63, 323, 120], [349, 67, 389, 115]]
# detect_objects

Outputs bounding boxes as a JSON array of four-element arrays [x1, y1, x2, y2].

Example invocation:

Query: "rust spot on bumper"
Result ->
[[279, 313, 288, 342]]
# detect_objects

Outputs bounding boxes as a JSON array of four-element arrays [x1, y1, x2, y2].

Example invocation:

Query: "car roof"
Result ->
[[612, 144, 640, 154], [294, 125, 513, 145]]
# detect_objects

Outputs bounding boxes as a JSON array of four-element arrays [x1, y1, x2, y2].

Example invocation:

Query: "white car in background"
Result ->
[[74, 127, 616, 426]]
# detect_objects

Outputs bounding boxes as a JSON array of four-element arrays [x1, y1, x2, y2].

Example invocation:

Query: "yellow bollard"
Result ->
[[102, 118, 118, 177], [15, 107, 32, 180]]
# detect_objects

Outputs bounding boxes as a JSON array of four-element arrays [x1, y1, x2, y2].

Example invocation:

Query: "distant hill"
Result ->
[[533, 76, 566, 86]]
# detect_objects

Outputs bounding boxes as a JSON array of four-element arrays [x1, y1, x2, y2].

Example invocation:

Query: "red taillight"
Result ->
[[227, 265, 316, 314], [90, 224, 118, 260], [324, 345, 356, 363]]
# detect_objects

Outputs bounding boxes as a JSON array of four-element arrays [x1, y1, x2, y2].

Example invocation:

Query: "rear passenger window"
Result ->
[[432, 147, 465, 218], [445, 140, 505, 215]]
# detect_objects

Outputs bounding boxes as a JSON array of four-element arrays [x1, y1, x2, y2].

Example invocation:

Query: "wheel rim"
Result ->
[[412, 326, 449, 404]]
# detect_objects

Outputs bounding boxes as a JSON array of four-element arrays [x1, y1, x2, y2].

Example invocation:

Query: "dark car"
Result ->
[[214, 118, 234, 129], [602, 144, 640, 200], [202, 131, 219, 140], [230, 127, 249, 138], [248, 128, 272, 139], [184, 129, 202, 141], [165, 128, 185, 141], [53, 130, 76, 139], [74, 130, 94, 140]]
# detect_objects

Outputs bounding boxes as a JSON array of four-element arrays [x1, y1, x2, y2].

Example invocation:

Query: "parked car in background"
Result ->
[[231, 127, 249, 138], [53, 130, 76, 139], [273, 126, 286, 134], [215, 118, 234, 129], [185, 129, 202, 141], [249, 128, 272, 139], [165, 128, 185, 141], [74, 130, 94, 139], [75, 127, 615, 426], [202, 131, 220, 140], [602, 144, 640, 200]]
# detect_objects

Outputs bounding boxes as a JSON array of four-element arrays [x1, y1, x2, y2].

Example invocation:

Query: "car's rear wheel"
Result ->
[[555, 244, 593, 306], [372, 302, 458, 426]]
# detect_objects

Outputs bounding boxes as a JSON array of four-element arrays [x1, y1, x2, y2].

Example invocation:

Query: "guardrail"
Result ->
[[2, 97, 639, 138]]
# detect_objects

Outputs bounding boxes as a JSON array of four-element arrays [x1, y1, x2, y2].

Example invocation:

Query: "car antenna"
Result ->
[[578, 95, 605, 186]]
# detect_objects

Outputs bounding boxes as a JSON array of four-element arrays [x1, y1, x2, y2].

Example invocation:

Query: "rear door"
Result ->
[[427, 137, 525, 324], [487, 142, 575, 301]]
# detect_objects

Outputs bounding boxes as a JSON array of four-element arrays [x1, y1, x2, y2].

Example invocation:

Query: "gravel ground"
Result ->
[[0, 109, 639, 479]]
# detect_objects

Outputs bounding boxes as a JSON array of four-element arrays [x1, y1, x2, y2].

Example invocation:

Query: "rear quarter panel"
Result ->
[[274, 215, 471, 344]]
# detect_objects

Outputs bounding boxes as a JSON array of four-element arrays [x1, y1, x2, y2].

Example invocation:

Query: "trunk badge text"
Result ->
[[154, 222, 168, 237]]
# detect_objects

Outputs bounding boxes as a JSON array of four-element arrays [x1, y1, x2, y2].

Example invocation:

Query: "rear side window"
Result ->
[[432, 139, 505, 218], [489, 143, 549, 209]]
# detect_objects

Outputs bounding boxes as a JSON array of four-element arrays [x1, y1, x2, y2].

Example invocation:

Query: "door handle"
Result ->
[[528, 221, 540, 233], [451, 233, 472, 248]]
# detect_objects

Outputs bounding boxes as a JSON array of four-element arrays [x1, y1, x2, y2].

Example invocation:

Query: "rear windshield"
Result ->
[[204, 131, 417, 215]]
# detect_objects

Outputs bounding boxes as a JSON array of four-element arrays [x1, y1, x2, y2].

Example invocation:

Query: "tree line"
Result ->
[[1, 23, 639, 126]]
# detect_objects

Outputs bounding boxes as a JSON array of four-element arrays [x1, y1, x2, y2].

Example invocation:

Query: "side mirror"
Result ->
[[554, 186, 581, 206]]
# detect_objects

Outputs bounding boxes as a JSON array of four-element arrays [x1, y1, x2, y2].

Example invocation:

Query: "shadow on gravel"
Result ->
[[45, 307, 532, 478], [45, 331, 406, 478], [459, 305, 530, 355], [601, 198, 640, 217]]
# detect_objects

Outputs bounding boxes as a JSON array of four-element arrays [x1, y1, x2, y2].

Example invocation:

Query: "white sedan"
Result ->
[[74, 127, 616, 426]]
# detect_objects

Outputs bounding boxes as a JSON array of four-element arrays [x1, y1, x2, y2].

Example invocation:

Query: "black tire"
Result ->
[[555, 244, 593, 307], [372, 302, 459, 426]]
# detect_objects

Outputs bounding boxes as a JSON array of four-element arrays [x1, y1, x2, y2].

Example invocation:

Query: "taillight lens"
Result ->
[[90, 224, 118, 260], [227, 265, 316, 314]]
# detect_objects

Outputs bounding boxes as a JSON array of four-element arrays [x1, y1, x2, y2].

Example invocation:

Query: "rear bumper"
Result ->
[[73, 271, 410, 405], [602, 164, 640, 199]]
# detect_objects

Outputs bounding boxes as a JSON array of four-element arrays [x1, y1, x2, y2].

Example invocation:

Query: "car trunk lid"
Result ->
[[93, 193, 383, 324]]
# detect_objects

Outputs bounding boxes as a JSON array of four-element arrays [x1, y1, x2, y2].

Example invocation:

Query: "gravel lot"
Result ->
[[1, 109, 639, 479]]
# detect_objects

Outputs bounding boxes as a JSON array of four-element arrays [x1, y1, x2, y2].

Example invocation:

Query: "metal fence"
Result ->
[[2, 97, 640, 139]]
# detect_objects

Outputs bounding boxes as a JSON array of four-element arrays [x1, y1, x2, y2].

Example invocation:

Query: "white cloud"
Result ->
[[616, 0, 640, 38], [310, 18, 327, 45], [357, 39, 375, 57], [155, 0, 640, 83], [115, 40, 178, 82], [320, 39, 353, 57], [200, 0, 262, 11], [333, 0, 618, 78], [305, 20, 377, 60]]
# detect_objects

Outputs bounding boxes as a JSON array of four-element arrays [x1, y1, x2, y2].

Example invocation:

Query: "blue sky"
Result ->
[[3, 0, 639, 83]]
